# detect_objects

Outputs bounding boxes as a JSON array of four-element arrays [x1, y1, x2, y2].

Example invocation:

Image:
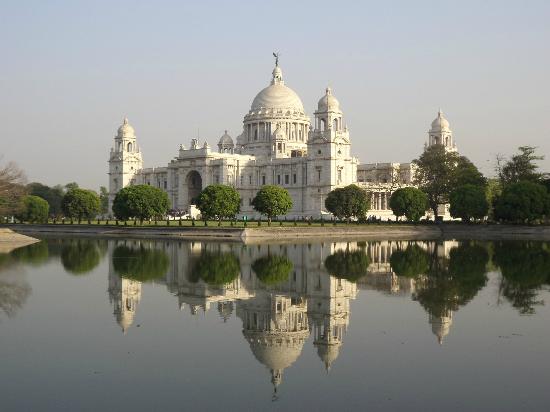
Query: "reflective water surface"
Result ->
[[1, 238, 550, 411]]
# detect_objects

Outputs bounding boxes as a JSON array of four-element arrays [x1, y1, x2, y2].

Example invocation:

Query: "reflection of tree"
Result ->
[[61, 240, 101, 275], [10, 241, 49, 266], [190, 251, 240, 285], [416, 243, 488, 317], [252, 255, 293, 285], [0, 274, 31, 319], [390, 244, 429, 278], [324, 249, 370, 282], [113, 245, 169, 282], [494, 241, 550, 315]]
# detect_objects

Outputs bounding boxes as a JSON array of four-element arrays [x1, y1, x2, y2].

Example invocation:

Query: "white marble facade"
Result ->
[[108, 58, 456, 219]]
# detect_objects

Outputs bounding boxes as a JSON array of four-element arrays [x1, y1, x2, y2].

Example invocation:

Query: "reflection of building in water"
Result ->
[[108, 269, 142, 334], [429, 310, 453, 345]]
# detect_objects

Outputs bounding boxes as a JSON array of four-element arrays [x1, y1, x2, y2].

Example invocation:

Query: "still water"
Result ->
[[1, 237, 549, 411]]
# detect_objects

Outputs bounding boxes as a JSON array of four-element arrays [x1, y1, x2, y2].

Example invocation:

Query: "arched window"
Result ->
[[320, 119, 326, 131], [333, 118, 338, 130], [254, 129, 258, 140], [127, 142, 132, 152]]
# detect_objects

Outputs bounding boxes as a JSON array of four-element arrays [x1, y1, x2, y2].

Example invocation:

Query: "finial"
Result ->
[[224, 129, 228, 134], [123, 117, 128, 125], [272, 51, 280, 66], [438, 108, 443, 117], [326, 86, 332, 95]]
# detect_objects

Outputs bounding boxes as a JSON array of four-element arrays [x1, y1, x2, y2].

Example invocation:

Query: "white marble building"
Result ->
[[108, 58, 457, 219]]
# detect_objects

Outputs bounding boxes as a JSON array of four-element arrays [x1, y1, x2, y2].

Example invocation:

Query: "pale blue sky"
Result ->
[[1, 0, 549, 189]]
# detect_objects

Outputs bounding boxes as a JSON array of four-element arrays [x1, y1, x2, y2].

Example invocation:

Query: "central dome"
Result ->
[[250, 64, 305, 112]]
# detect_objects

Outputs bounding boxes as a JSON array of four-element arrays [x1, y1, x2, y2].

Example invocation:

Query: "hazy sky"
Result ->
[[1, 0, 549, 190]]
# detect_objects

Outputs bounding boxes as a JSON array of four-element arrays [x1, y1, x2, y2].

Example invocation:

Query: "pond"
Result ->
[[1, 237, 550, 411]]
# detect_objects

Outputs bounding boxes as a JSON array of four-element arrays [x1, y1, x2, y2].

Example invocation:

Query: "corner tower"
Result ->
[[427, 110, 457, 152], [108, 117, 143, 213]]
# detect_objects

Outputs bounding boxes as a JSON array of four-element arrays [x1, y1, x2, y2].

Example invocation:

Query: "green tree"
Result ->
[[325, 184, 370, 222], [449, 184, 489, 222], [252, 185, 293, 224], [196, 184, 240, 224], [10, 241, 50, 266], [485, 178, 502, 221], [99, 186, 109, 215], [15, 195, 49, 223], [65, 182, 79, 192], [389, 187, 429, 222], [390, 244, 430, 278], [454, 156, 487, 188], [191, 251, 240, 285], [60, 240, 101, 275], [27, 182, 64, 216], [494, 181, 549, 223], [61, 188, 100, 222], [112, 244, 170, 282], [252, 254, 293, 285], [112, 185, 169, 222], [324, 248, 370, 282], [498, 146, 545, 185], [413, 145, 460, 219]]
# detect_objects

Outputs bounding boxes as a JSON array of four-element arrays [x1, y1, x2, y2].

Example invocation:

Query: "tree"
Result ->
[[389, 187, 428, 222], [112, 244, 170, 282], [413, 145, 460, 219], [196, 184, 240, 224], [454, 156, 487, 188], [494, 181, 549, 223], [65, 182, 79, 192], [10, 241, 50, 266], [449, 184, 489, 222], [15, 195, 49, 223], [27, 182, 64, 217], [0, 160, 26, 219], [252, 185, 292, 224], [191, 251, 240, 285], [390, 244, 430, 278], [324, 248, 370, 282], [112, 185, 169, 222], [99, 186, 109, 215], [325, 184, 370, 222], [498, 146, 545, 185], [252, 255, 293, 285], [61, 188, 100, 222]]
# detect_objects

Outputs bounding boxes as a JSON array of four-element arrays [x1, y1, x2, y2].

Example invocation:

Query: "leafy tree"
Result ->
[[61, 240, 101, 275], [325, 184, 370, 222], [494, 181, 549, 223], [65, 182, 79, 192], [112, 244, 170, 282], [15, 195, 49, 223], [27, 182, 64, 216], [252, 254, 293, 285], [324, 248, 370, 282], [498, 146, 545, 185], [413, 145, 460, 219], [112, 185, 169, 222], [485, 178, 502, 221], [389, 187, 428, 222], [196, 184, 240, 223], [191, 251, 240, 285], [61, 188, 100, 222], [454, 156, 487, 188], [252, 185, 292, 224], [449, 184, 489, 222], [390, 244, 430, 277], [493, 241, 550, 314], [0, 160, 26, 219], [99, 186, 109, 215]]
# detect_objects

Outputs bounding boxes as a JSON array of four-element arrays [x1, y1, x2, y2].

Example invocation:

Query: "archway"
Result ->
[[186, 171, 202, 205]]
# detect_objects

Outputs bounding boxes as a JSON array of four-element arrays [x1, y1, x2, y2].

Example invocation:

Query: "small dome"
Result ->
[[317, 87, 340, 112], [430, 110, 450, 132], [250, 64, 305, 112], [272, 124, 287, 140], [218, 130, 234, 146], [117, 117, 135, 138]]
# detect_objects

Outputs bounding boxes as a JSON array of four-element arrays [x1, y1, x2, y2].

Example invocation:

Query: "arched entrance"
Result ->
[[186, 171, 202, 205]]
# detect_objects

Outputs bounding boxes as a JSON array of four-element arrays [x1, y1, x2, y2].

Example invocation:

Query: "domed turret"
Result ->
[[430, 109, 450, 132], [427, 109, 456, 152], [317, 87, 341, 113], [217, 130, 234, 153], [117, 117, 135, 138]]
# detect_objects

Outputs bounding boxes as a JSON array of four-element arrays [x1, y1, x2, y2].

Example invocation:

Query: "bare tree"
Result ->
[[0, 159, 27, 218]]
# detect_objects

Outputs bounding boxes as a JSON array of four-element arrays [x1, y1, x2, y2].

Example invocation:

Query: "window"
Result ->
[[317, 149, 322, 155], [285, 175, 289, 184], [277, 175, 281, 184], [262, 175, 266, 185], [317, 168, 322, 182], [240, 175, 244, 186], [338, 169, 342, 182], [277, 142, 282, 152], [293, 174, 297, 184], [249, 175, 252, 185]]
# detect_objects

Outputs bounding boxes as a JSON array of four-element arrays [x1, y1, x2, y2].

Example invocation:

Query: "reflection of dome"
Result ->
[[430, 109, 450, 132], [250, 64, 305, 113], [117, 117, 135, 138], [116, 311, 135, 334], [246, 331, 309, 372], [316, 343, 341, 372], [317, 87, 340, 112], [429, 313, 453, 344]]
